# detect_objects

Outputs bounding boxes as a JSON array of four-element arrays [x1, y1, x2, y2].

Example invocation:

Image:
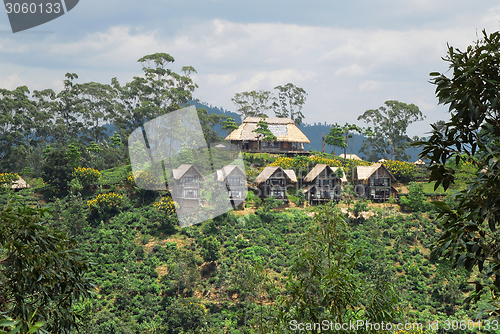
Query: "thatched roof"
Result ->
[[225, 117, 310, 143], [303, 164, 347, 183], [284, 169, 297, 183], [172, 164, 204, 180], [11, 177, 30, 189], [254, 166, 297, 185], [216, 165, 245, 182], [355, 163, 396, 181], [338, 153, 362, 160]]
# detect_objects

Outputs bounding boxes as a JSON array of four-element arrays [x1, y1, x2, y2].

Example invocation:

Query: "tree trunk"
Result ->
[[322, 135, 325, 153]]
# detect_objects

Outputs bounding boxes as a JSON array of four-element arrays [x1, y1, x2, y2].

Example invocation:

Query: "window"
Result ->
[[230, 191, 242, 198], [183, 189, 199, 198], [227, 176, 242, 186], [183, 176, 198, 185]]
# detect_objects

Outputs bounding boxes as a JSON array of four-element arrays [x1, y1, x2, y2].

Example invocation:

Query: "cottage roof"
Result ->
[[216, 165, 245, 182], [303, 164, 347, 183], [11, 177, 30, 189], [355, 163, 396, 181], [338, 153, 362, 160], [225, 117, 310, 143], [172, 164, 204, 180], [254, 166, 297, 185]]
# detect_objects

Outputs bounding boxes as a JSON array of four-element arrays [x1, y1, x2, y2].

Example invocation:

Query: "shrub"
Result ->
[[87, 192, 124, 212], [127, 170, 164, 189], [153, 196, 177, 215], [400, 182, 427, 212], [72, 167, 101, 185]]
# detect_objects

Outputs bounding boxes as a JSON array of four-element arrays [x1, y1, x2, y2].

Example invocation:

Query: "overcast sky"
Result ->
[[1, 1, 500, 136]]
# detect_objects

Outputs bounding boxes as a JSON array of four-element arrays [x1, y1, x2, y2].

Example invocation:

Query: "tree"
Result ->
[[231, 90, 273, 119], [200, 236, 220, 263], [0, 199, 93, 333], [416, 29, 500, 315], [252, 118, 277, 162], [358, 100, 424, 161], [113, 53, 197, 138], [273, 205, 400, 331], [221, 117, 239, 135], [324, 123, 347, 156], [78, 81, 116, 144], [272, 83, 307, 125]]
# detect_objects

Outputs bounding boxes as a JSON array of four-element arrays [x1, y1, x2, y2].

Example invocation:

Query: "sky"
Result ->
[[1, 1, 500, 137]]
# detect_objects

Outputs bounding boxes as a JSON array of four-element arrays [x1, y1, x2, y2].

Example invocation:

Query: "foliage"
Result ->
[[87, 192, 124, 212], [274, 205, 401, 331], [400, 182, 428, 212], [324, 123, 347, 155], [127, 170, 164, 189], [384, 159, 418, 182], [153, 196, 177, 215], [0, 172, 19, 188], [72, 167, 101, 186], [417, 29, 500, 315], [0, 198, 93, 333], [231, 90, 274, 118], [200, 236, 221, 263], [358, 100, 424, 161], [272, 83, 307, 125]]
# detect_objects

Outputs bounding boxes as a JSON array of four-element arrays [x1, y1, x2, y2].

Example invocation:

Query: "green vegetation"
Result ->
[[2, 38, 500, 333]]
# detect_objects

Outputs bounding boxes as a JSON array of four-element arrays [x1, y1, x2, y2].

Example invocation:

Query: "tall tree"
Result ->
[[417, 29, 500, 315], [78, 82, 117, 144], [231, 90, 273, 119], [272, 83, 307, 125], [273, 205, 400, 331], [324, 123, 347, 156], [357, 100, 424, 161], [113, 53, 197, 138]]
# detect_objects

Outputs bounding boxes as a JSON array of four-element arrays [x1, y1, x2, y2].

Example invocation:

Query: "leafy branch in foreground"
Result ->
[[0, 198, 94, 333], [416, 29, 500, 316]]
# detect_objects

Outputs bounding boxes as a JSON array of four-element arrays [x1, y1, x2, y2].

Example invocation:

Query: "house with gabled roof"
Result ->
[[216, 164, 246, 208], [254, 166, 297, 201], [302, 164, 347, 204], [170, 164, 204, 213], [354, 163, 397, 201], [225, 117, 310, 155]]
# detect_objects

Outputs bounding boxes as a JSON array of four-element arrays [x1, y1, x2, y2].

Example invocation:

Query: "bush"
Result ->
[[400, 182, 427, 212], [72, 167, 101, 185]]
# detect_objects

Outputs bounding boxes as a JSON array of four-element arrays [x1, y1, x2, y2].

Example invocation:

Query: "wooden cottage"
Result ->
[[225, 117, 310, 155], [302, 164, 347, 204], [254, 166, 297, 200], [170, 164, 204, 213], [216, 165, 246, 208], [354, 163, 397, 201]]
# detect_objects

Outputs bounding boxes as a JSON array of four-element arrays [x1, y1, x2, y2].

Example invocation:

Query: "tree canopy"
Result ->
[[358, 100, 424, 161]]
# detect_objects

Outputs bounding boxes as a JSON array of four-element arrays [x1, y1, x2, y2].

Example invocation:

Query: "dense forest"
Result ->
[[1, 32, 500, 334]]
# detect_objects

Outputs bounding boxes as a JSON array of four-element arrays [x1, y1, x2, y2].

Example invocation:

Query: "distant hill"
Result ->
[[190, 100, 422, 162]]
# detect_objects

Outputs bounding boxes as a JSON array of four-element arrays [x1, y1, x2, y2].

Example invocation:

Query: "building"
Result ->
[[354, 163, 397, 201], [216, 165, 246, 208], [225, 117, 310, 155], [170, 164, 204, 213], [254, 166, 297, 200], [302, 164, 347, 204]]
